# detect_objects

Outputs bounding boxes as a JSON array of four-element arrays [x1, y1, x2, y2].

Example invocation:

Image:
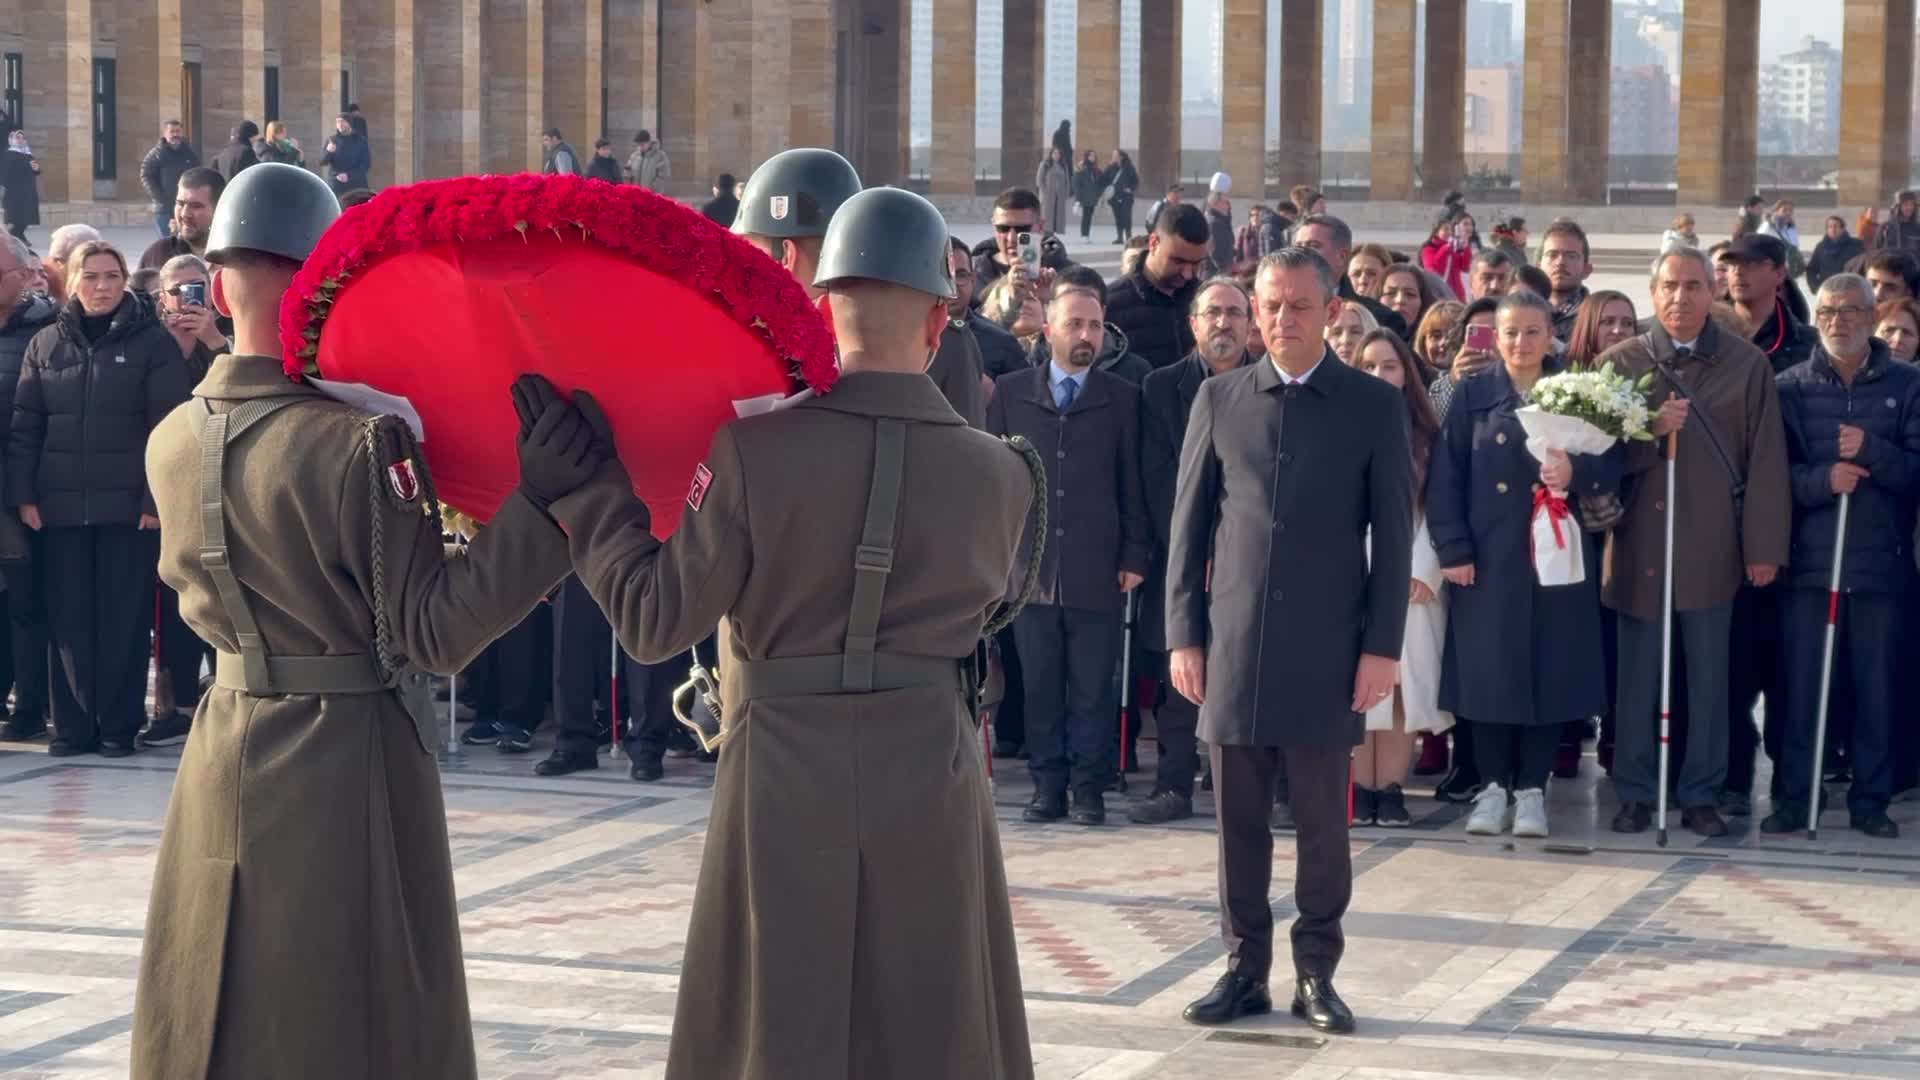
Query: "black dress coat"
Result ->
[[986, 364, 1150, 614], [1138, 351, 1254, 653], [1165, 350, 1414, 748], [1426, 364, 1622, 727]]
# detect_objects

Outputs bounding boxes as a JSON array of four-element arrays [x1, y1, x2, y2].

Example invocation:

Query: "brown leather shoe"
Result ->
[[1682, 805, 1728, 837]]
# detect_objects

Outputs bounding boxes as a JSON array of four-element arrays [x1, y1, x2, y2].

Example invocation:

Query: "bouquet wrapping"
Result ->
[[1515, 363, 1655, 587]]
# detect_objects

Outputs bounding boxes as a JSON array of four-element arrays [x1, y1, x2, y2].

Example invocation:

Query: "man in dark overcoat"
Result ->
[[1166, 247, 1413, 1034], [1132, 275, 1256, 824], [532, 187, 1038, 1078]]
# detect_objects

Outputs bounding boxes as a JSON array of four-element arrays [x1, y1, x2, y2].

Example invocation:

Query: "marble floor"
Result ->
[[0, 714, 1916, 1079]]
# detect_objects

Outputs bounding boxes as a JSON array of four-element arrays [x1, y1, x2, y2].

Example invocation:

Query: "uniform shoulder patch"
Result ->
[[364, 414, 432, 511], [687, 462, 714, 511], [388, 459, 420, 502]]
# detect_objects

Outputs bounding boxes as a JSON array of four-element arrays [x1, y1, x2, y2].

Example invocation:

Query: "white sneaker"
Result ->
[[1465, 782, 1510, 835], [1512, 787, 1549, 838]]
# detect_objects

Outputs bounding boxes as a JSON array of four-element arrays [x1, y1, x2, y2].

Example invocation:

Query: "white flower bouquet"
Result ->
[[1515, 363, 1656, 586]]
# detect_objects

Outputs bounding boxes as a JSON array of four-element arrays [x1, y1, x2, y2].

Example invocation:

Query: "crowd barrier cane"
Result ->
[[1656, 405, 1679, 848], [1118, 591, 1137, 795], [1807, 491, 1852, 842]]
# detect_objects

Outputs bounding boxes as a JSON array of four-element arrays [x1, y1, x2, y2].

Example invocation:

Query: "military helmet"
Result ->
[[813, 187, 955, 300], [205, 162, 342, 265], [732, 148, 863, 239]]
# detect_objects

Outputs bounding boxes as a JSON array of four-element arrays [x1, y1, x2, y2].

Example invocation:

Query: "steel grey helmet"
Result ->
[[813, 187, 956, 300], [205, 162, 342, 264], [732, 148, 863, 239]]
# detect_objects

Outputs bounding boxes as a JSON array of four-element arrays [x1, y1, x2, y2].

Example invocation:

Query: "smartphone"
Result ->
[[1465, 323, 1495, 353], [1016, 231, 1041, 275], [178, 280, 206, 308]]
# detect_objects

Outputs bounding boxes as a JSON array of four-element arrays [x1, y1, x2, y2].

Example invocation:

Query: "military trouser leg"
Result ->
[[621, 643, 704, 763], [552, 575, 614, 755]]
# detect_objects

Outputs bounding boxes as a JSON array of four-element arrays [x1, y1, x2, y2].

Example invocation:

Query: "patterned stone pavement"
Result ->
[[2, 719, 1918, 1079]]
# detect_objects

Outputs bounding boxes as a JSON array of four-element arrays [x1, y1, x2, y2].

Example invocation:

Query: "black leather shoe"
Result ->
[[1682, 805, 1728, 837], [1070, 789, 1106, 826], [534, 749, 600, 777], [46, 739, 93, 758], [1, 716, 46, 741], [629, 756, 665, 782], [1852, 812, 1900, 839], [1610, 801, 1652, 834], [98, 739, 136, 759], [1292, 975, 1356, 1034], [1182, 969, 1271, 1025], [1760, 806, 1807, 833], [1023, 791, 1066, 823], [1128, 789, 1192, 824]]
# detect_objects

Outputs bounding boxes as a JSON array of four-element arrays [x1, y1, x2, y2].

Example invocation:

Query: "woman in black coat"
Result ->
[[1806, 216, 1864, 293], [1072, 151, 1107, 241], [1104, 150, 1138, 245], [10, 242, 191, 755], [1, 131, 41, 247], [1427, 291, 1621, 839]]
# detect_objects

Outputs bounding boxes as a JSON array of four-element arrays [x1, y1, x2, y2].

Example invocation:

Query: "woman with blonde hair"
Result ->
[[255, 120, 303, 166], [1324, 299, 1377, 365], [1412, 300, 1463, 382]]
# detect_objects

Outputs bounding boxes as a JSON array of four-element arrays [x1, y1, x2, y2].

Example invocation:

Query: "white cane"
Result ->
[[1656, 412, 1678, 848], [445, 673, 461, 755], [1807, 491, 1851, 842], [610, 636, 623, 760]]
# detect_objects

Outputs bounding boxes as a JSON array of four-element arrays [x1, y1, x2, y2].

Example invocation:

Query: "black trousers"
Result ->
[[468, 603, 551, 736], [1471, 722, 1560, 790], [1153, 652, 1200, 798], [622, 645, 703, 761], [1726, 583, 1786, 794], [1014, 603, 1122, 795], [0, 549, 48, 724], [1111, 199, 1134, 241], [154, 583, 212, 715], [1077, 200, 1098, 239], [1779, 589, 1901, 817], [1213, 741, 1351, 982], [991, 624, 1024, 747], [43, 525, 151, 746], [553, 575, 618, 755]]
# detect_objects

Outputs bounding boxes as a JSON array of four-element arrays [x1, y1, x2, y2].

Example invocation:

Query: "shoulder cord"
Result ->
[[983, 434, 1048, 638], [362, 417, 445, 680]]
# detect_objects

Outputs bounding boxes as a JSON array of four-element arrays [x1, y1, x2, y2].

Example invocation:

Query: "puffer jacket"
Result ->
[[0, 294, 56, 486], [9, 294, 192, 527], [1776, 338, 1920, 594], [1104, 267, 1199, 370]]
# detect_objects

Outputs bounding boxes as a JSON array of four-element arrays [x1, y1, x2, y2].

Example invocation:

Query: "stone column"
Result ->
[[280, 0, 342, 167], [1565, 0, 1610, 203], [481, 0, 543, 173], [202, 0, 267, 155], [701, 0, 755, 179], [929, 0, 977, 197], [1273, 0, 1320, 194], [544, 0, 605, 151], [1076, 0, 1121, 160], [1677, 0, 1758, 206], [414, 0, 479, 177], [1137, 0, 1183, 192], [1220, 0, 1269, 198], [745, 0, 791, 169], [116, 0, 185, 204], [1370, 0, 1417, 201], [1520, 0, 1569, 202], [1421, 0, 1465, 196], [605, 0, 659, 142], [659, 0, 705, 186], [788, 0, 835, 149], [349, 0, 415, 187], [19, 0, 92, 204], [850, 0, 907, 186], [1000, 0, 1044, 186], [1839, 0, 1916, 208]]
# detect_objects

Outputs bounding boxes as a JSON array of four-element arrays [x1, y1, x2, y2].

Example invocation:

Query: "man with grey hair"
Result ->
[[1133, 275, 1258, 826], [1765, 273, 1920, 839], [1469, 247, 1515, 301], [0, 232, 53, 740], [1597, 246, 1791, 838], [42, 224, 101, 303], [1291, 214, 1405, 337], [1168, 247, 1412, 1033]]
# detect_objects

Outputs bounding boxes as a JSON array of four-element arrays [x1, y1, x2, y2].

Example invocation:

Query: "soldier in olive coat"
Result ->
[[531, 188, 1038, 1078], [131, 163, 595, 1079]]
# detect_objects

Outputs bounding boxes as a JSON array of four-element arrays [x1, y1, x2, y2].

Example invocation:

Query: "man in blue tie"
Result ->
[[986, 283, 1152, 825]]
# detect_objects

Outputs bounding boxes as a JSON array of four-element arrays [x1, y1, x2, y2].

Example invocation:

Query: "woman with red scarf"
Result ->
[[1426, 291, 1622, 841], [1420, 211, 1475, 301]]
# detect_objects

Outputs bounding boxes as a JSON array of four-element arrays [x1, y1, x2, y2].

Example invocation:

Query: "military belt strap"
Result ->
[[841, 418, 906, 691], [734, 652, 963, 701], [192, 396, 390, 697]]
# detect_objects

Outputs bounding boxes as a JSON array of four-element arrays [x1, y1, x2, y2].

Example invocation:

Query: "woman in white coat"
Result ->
[[1034, 147, 1073, 238], [1351, 331, 1451, 826]]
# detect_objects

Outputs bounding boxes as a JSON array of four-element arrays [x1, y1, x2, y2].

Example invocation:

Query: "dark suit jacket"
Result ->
[[986, 364, 1151, 613], [1138, 351, 1255, 652], [1166, 349, 1414, 748], [928, 321, 987, 428]]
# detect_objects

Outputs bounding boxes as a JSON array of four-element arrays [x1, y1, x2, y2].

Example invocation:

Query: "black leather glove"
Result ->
[[512, 374, 604, 513]]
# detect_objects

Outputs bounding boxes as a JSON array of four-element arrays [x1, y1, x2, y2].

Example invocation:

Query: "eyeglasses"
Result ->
[[1815, 305, 1871, 324], [992, 222, 1037, 233], [1198, 306, 1249, 323]]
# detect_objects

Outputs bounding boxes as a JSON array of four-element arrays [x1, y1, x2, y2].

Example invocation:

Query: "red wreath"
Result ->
[[276, 173, 838, 535]]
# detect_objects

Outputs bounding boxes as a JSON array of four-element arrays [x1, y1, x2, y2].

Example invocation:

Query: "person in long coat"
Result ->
[[1166, 249, 1412, 1033], [535, 190, 1037, 1079], [1428, 291, 1621, 840], [1035, 147, 1073, 239], [131, 166, 584, 1079]]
